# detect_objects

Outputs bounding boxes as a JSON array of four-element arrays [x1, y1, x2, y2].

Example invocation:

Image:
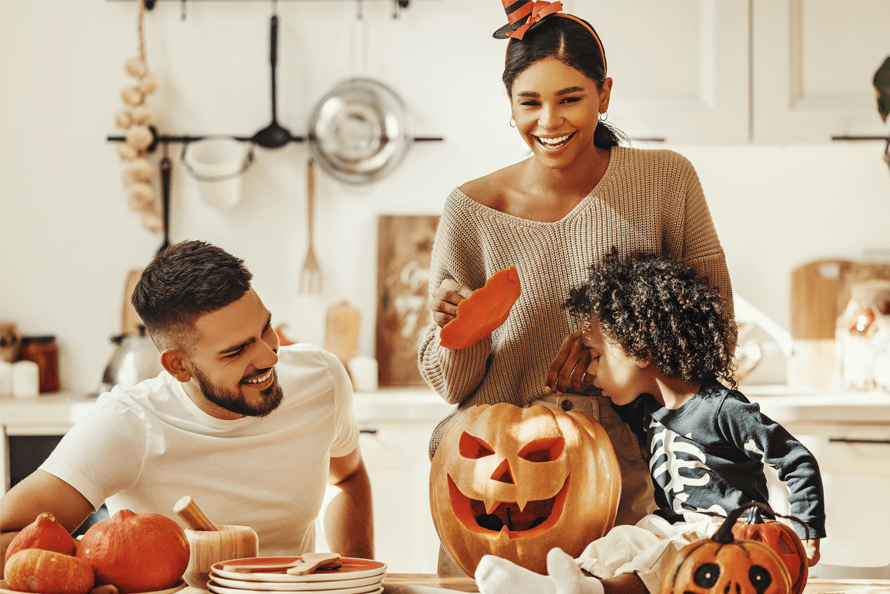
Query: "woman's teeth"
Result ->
[[537, 133, 573, 148], [245, 369, 272, 384]]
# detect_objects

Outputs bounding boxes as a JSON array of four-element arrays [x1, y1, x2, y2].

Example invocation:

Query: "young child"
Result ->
[[475, 252, 825, 594]]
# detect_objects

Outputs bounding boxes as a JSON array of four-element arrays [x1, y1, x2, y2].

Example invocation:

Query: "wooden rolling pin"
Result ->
[[174, 495, 221, 531]]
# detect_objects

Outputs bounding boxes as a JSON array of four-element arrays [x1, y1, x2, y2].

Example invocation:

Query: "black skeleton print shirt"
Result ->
[[636, 376, 826, 539]]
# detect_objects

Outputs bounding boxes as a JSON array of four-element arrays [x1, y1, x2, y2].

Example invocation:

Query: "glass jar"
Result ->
[[836, 280, 890, 391], [19, 335, 59, 393]]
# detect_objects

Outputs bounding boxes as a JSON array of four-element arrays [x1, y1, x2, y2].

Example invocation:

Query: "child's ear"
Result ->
[[161, 348, 193, 382], [636, 357, 652, 369]]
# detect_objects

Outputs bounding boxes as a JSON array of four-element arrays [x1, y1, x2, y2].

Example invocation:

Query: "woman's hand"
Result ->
[[430, 278, 474, 328], [545, 331, 594, 395], [804, 538, 821, 567]]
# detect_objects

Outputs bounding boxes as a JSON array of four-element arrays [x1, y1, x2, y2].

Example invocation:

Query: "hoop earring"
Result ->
[[509, 117, 517, 128], [598, 111, 609, 122]]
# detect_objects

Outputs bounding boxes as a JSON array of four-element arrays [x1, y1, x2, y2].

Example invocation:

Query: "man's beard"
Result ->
[[193, 365, 283, 418]]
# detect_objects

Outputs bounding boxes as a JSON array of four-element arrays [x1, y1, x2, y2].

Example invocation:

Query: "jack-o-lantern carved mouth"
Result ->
[[446, 475, 570, 539]]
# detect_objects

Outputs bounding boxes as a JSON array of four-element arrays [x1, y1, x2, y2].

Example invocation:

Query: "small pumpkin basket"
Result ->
[[661, 501, 809, 594], [731, 503, 810, 594]]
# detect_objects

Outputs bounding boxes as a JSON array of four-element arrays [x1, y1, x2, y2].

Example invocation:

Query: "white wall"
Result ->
[[1, 0, 889, 393]]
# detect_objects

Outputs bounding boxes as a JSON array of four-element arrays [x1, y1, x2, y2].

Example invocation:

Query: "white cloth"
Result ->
[[40, 344, 359, 556], [575, 513, 722, 594]]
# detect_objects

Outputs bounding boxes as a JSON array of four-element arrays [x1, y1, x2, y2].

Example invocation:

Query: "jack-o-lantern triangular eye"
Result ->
[[518, 437, 565, 462], [459, 432, 495, 459]]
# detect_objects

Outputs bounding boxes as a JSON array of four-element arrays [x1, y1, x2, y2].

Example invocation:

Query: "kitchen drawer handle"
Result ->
[[359, 429, 378, 435], [829, 438, 890, 445]]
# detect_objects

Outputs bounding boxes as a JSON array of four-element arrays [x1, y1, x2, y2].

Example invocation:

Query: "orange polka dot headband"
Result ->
[[493, 0, 606, 69]]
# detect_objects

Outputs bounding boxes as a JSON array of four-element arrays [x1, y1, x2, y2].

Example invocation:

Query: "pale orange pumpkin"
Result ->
[[4, 549, 95, 594], [731, 506, 808, 594], [429, 403, 621, 576], [6, 513, 76, 561], [76, 509, 189, 593], [661, 502, 793, 594]]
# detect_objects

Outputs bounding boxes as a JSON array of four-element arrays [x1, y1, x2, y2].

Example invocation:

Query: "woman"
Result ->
[[419, 0, 735, 531]]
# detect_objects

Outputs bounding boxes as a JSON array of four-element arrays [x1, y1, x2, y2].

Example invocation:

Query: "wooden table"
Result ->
[[181, 575, 890, 594], [379, 575, 890, 593]]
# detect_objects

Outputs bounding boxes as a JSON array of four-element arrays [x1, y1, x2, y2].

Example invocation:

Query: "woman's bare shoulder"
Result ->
[[459, 163, 521, 209]]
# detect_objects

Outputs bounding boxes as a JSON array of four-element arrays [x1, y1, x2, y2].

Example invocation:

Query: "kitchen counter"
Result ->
[[742, 384, 890, 425], [0, 386, 453, 427], [5, 383, 889, 427], [352, 387, 453, 423]]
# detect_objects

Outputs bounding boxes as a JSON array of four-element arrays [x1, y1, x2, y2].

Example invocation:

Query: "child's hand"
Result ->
[[545, 331, 593, 395], [803, 538, 821, 566]]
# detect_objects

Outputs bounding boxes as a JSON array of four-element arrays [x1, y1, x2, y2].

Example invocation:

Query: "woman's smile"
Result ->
[[536, 132, 575, 149]]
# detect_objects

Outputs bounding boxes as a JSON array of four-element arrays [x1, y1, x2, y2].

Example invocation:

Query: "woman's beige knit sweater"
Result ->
[[419, 147, 734, 458]]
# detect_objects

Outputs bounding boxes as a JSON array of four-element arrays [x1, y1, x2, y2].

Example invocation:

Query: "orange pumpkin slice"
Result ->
[[440, 267, 521, 349]]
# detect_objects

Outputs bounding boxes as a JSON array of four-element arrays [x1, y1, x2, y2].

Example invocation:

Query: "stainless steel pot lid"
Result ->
[[308, 78, 413, 185]]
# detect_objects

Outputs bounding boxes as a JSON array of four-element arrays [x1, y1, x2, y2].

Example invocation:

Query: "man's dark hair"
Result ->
[[131, 240, 253, 350], [565, 250, 737, 387]]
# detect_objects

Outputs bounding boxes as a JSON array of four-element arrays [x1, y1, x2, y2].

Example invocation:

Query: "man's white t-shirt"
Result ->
[[40, 344, 359, 556]]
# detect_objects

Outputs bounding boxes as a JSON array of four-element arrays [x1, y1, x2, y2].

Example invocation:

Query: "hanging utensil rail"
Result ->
[[107, 133, 442, 146]]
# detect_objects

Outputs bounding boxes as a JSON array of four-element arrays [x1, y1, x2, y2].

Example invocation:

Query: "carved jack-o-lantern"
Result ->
[[661, 502, 793, 594], [429, 403, 621, 576]]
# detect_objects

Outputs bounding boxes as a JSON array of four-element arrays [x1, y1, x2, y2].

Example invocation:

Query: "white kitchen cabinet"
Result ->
[[744, 386, 890, 570], [346, 388, 454, 573], [357, 420, 442, 574], [793, 425, 890, 570], [585, 0, 750, 144], [752, 0, 890, 143]]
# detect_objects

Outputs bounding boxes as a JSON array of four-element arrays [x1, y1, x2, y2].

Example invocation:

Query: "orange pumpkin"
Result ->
[[661, 502, 792, 594], [6, 513, 76, 561], [4, 549, 95, 594], [76, 509, 189, 593], [429, 403, 621, 576], [732, 506, 808, 594]]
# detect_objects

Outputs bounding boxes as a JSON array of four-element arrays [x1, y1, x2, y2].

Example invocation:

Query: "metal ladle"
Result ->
[[252, 2, 292, 149]]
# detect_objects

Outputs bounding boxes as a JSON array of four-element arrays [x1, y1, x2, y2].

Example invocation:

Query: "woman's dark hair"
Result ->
[[565, 250, 737, 387], [131, 239, 253, 350], [503, 15, 625, 148]]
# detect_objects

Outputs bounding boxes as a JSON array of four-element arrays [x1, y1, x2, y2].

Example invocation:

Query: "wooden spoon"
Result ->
[[174, 495, 220, 531], [222, 552, 342, 574]]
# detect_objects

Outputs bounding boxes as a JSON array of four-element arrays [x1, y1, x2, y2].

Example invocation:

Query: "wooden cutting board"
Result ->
[[375, 215, 440, 386], [791, 260, 852, 340], [793, 259, 890, 340]]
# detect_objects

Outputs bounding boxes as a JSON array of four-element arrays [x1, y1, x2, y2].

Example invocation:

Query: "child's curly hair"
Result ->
[[565, 250, 738, 388]]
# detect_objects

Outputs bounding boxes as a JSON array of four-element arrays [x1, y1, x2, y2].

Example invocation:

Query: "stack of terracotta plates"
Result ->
[[208, 557, 387, 594]]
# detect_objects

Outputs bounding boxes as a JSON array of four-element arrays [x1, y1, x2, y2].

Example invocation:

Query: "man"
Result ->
[[0, 240, 373, 570]]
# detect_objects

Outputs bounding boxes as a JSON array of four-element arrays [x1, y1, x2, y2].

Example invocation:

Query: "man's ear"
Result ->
[[161, 348, 192, 382]]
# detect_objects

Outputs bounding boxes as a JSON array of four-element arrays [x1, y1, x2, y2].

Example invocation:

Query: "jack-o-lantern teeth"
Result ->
[[447, 474, 570, 537]]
